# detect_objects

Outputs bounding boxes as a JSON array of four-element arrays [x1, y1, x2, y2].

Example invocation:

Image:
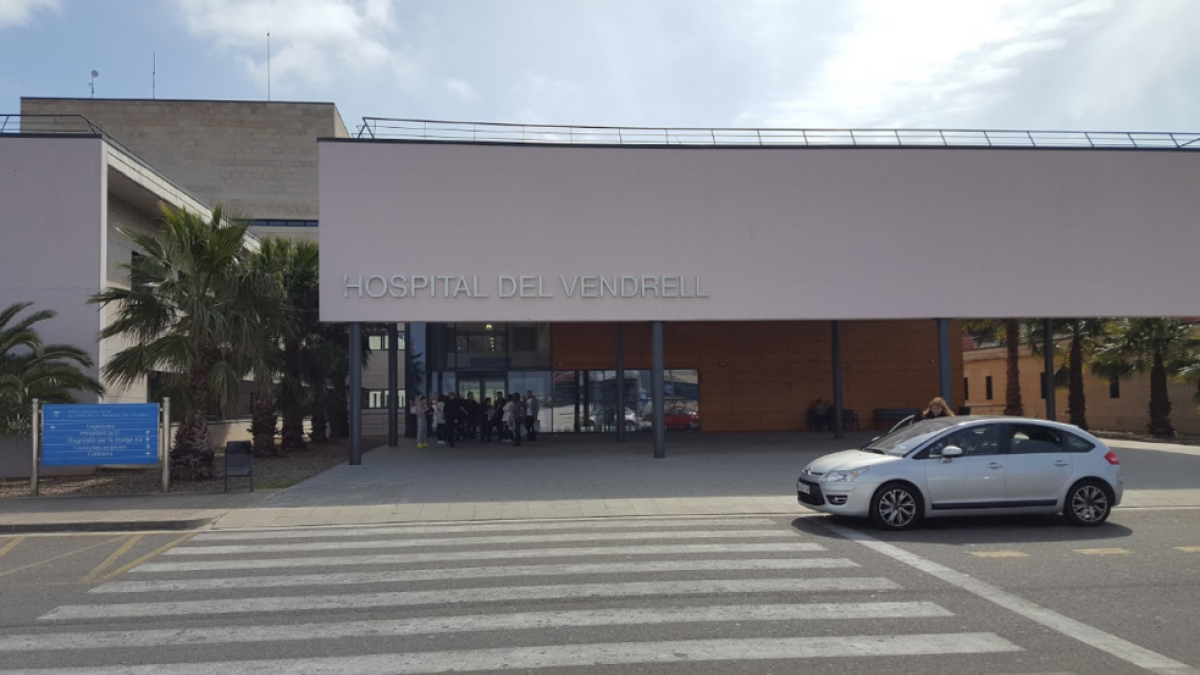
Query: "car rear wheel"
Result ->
[[1063, 479, 1112, 526], [870, 483, 923, 531]]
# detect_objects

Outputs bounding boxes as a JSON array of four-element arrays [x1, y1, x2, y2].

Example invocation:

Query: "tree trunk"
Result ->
[[250, 392, 278, 458], [1003, 319, 1024, 416], [1067, 331, 1088, 429], [172, 365, 215, 480], [329, 377, 350, 439], [1148, 350, 1174, 437], [280, 339, 307, 452], [310, 407, 329, 443]]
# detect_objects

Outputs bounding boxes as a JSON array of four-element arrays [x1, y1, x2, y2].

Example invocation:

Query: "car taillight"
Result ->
[[1104, 451, 1120, 465]]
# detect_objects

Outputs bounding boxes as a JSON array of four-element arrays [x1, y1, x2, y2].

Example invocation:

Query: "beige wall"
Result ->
[[21, 98, 348, 221], [963, 345, 1200, 434]]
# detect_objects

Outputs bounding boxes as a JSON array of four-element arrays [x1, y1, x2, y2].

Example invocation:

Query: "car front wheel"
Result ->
[[870, 483, 923, 531], [1063, 480, 1113, 526]]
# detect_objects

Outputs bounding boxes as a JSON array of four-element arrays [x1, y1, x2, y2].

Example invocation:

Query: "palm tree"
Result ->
[[964, 319, 1025, 415], [0, 303, 104, 436], [89, 204, 273, 479], [1092, 319, 1200, 437], [248, 238, 319, 454], [1059, 320, 1110, 430]]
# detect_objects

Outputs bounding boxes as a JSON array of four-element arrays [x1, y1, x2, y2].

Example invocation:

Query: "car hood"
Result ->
[[803, 449, 899, 475]]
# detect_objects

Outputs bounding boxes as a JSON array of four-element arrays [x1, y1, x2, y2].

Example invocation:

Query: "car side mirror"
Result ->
[[941, 445, 964, 459]]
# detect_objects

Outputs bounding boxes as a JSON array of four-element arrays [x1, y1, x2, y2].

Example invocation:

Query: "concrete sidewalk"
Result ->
[[4, 432, 1198, 531]]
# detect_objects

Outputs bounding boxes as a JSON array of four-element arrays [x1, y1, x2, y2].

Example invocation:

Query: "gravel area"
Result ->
[[0, 437, 383, 498]]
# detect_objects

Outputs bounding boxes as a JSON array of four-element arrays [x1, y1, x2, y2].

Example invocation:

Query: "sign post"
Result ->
[[30, 399, 40, 497], [161, 397, 170, 494]]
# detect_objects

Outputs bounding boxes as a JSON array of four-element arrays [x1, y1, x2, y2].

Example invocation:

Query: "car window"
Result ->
[[865, 418, 961, 456], [1008, 424, 1064, 454], [923, 424, 1001, 459], [1064, 432, 1096, 453]]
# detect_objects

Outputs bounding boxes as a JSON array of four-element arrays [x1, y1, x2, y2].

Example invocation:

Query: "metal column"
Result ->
[[615, 323, 625, 443], [937, 319, 953, 409], [349, 322, 363, 465], [1044, 318, 1056, 421], [387, 323, 399, 447], [651, 321, 666, 459], [161, 397, 170, 494], [30, 399, 39, 496], [832, 322, 844, 440]]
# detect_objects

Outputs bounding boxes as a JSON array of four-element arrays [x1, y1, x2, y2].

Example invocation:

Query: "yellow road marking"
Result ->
[[97, 532, 198, 583], [970, 551, 1029, 558], [0, 537, 26, 560], [1174, 546, 1200, 553], [79, 534, 144, 584], [1074, 548, 1130, 555], [0, 537, 124, 580]]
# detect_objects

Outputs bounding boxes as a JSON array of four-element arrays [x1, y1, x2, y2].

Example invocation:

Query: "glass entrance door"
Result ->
[[457, 374, 508, 406]]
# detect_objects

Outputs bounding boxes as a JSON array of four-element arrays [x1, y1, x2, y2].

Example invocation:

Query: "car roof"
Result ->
[[942, 415, 1090, 434]]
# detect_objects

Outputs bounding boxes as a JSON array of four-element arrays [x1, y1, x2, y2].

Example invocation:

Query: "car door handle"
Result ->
[[987, 462, 1003, 470], [1053, 460, 1070, 467]]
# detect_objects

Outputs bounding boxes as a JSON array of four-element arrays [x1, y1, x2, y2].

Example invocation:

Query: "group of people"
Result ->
[[412, 390, 541, 449], [807, 396, 955, 431]]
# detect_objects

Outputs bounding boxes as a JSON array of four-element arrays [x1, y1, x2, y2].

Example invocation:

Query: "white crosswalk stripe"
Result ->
[[0, 602, 953, 652], [131, 541, 825, 572], [165, 528, 796, 555], [195, 517, 782, 541], [2, 516, 1036, 674], [0, 634, 1023, 674], [92, 557, 861, 593]]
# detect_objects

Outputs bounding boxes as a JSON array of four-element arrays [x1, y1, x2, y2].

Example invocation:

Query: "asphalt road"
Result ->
[[1, 511, 1197, 674]]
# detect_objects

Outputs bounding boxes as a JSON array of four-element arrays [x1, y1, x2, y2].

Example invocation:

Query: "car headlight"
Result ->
[[823, 466, 870, 482]]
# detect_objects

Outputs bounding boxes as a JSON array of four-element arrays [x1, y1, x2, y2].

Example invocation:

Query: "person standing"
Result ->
[[525, 390, 539, 442], [494, 391, 507, 441], [414, 395, 429, 448], [922, 396, 955, 420], [444, 392, 466, 447], [464, 392, 479, 441], [480, 397, 494, 443], [434, 394, 446, 445], [510, 393, 524, 447], [501, 395, 515, 443]]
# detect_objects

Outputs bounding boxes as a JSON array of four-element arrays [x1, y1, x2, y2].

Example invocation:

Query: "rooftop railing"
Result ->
[[357, 117, 1200, 150]]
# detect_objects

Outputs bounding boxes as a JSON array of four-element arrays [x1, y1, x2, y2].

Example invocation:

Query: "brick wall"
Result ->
[[552, 320, 964, 432]]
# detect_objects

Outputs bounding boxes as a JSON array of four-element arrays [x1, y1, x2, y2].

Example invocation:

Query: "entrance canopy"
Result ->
[[319, 131, 1200, 323]]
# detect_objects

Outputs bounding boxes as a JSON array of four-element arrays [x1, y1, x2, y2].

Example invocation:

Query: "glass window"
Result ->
[[1065, 433, 1096, 453], [923, 424, 1002, 459], [985, 376, 994, 400], [1008, 424, 1063, 454], [510, 371, 552, 432]]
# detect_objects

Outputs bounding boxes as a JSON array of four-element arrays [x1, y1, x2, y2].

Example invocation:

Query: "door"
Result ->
[[457, 375, 507, 407], [921, 424, 1006, 509], [1003, 423, 1072, 506]]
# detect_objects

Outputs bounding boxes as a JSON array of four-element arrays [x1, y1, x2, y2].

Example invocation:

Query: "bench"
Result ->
[[873, 408, 922, 430], [224, 440, 254, 492]]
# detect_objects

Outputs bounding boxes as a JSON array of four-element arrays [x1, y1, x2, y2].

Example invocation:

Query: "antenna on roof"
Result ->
[[267, 32, 271, 101], [152, 51, 156, 99], [89, 70, 99, 98]]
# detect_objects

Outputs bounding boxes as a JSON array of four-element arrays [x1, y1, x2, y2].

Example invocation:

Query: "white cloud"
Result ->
[[172, 0, 412, 90], [741, 0, 1117, 128], [0, 0, 60, 28], [443, 79, 476, 100]]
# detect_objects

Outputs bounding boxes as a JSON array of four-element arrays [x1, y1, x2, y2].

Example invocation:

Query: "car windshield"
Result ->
[[864, 418, 961, 456]]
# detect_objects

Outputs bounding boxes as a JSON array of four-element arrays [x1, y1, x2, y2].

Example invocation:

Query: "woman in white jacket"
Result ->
[[501, 397, 515, 443]]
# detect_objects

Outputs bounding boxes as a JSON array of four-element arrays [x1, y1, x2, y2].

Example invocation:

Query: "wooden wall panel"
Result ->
[[551, 320, 963, 432]]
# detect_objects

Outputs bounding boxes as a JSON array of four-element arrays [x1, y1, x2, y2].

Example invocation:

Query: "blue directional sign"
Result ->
[[41, 404, 160, 467]]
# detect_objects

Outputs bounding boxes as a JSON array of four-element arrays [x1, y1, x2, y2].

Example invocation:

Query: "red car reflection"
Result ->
[[664, 408, 700, 431]]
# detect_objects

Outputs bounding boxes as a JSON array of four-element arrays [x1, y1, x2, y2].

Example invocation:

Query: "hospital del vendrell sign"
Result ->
[[343, 275, 710, 300]]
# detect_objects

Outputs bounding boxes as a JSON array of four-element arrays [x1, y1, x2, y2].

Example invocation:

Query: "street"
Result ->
[[1, 510, 1198, 674]]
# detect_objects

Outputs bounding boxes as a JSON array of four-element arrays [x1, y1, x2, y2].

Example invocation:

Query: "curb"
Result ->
[[0, 517, 215, 534]]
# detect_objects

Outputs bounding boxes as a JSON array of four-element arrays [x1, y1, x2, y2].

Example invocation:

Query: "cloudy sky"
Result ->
[[1, 0, 1197, 134]]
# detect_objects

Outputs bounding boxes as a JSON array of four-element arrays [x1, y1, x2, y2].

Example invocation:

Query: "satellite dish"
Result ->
[[91, 70, 99, 78]]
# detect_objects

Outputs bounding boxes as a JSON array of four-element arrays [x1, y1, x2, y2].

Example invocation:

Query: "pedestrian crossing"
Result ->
[[0, 516, 1055, 674]]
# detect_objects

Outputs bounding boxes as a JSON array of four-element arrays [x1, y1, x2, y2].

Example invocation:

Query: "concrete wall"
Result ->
[[552, 320, 963, 432], [320, 142, 1200, 323], [963, 345, 1200, 434], [21, 98, 347, 221], [99, 193, 162, 403], [0, 136, 106, 392]]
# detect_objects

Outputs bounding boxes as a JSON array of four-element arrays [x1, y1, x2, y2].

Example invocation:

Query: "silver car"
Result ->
[[796, 416, 1124, 530]]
